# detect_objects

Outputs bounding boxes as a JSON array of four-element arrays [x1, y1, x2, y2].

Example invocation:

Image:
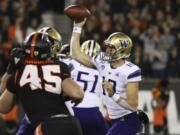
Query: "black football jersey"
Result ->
[[7, 59, 71, 127]]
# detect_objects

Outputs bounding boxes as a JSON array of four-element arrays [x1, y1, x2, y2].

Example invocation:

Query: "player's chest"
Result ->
[[101, 69, 127, 88]]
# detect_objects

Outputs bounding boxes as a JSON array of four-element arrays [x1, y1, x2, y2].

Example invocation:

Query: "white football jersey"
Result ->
[[93, 54, 142, 119], [63, 58, 104, 108]]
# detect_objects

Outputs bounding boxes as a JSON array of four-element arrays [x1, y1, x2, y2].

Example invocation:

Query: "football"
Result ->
[[64, 5, 91, 22]]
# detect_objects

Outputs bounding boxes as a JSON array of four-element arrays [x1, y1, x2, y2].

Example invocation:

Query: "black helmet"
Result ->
[[23, 32, 59, 59]]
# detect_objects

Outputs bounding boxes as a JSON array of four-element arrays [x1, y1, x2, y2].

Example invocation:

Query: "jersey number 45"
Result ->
[[19, 65, 62, 94]]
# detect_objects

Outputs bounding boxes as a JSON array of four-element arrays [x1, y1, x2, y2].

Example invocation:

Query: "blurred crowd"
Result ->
[[0, 0, 40, 76], [0, 0, 180, 79], [77, 0, 180, 79], [0, 0, 179, 134], [0, 0, 64, 77]]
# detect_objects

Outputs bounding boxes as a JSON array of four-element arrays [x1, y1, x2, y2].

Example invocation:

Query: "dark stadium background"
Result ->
[[0, 0, 180, 134]]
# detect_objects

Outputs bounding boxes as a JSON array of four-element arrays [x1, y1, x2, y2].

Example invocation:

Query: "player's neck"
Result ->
[[110, 59, 125, 69]]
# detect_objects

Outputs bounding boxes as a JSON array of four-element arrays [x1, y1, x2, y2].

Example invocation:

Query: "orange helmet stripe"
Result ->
[[30, 33, 39, 58]]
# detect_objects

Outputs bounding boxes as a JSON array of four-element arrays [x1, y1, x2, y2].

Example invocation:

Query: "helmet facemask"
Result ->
[[38, 27, 63, 57], [57, 44, 70, 59], [50, 39, 62, 57]]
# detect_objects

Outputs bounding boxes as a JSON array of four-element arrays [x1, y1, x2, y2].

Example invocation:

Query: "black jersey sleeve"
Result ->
[[6, 74, 17, 94], [60, 62, 71, 80]]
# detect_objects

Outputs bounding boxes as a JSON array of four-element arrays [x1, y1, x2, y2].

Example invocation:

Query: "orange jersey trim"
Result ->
[[35, 123, 43, 135]]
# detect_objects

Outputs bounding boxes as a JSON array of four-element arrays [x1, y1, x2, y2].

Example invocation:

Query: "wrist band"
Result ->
[[73, 27, 82, 33], [112, 93, 120, 102]]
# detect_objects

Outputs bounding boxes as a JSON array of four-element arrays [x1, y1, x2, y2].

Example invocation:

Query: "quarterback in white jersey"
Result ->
[[70, 19, 143, 135], [61, 40, 109, 135], [94, 54, 141, 119]]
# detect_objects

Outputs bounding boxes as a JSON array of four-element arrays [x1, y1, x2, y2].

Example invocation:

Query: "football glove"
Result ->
[[137, 110, 149, 125], [6, 47, 25, 74]]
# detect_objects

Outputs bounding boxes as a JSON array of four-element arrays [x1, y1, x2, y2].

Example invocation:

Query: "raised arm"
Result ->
[[70, 19, 94, 68]]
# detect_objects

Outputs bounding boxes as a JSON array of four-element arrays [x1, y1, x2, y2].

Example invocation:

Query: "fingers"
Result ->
[[102, 81, 114, 97], [102, 81, 111, 89], [73, 18, 87, 27]]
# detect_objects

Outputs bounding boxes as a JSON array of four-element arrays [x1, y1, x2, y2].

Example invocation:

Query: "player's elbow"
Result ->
[[0, 108, 11, 114], [72, 90, 84, 104], [62, 79, 84, 103], [0, 102, 11, 114], [71, 51, 82, 62], [75, 89, 84, 101]]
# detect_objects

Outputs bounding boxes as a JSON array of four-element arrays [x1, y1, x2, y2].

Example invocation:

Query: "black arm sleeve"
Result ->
[[60, 62, 71, 80], [6, 75, 17, 94]]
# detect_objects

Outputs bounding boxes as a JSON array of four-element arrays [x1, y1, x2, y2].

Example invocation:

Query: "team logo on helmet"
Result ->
[[120, 40, 128, 48], [102, 32, 133, 62]]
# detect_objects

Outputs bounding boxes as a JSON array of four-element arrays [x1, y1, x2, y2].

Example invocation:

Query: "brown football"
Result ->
[[64, 5, 91, 22]]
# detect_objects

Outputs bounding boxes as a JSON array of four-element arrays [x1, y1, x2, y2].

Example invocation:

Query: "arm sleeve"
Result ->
[[6, 75, 17, 94], [127, 69, 142, 82], [60, 62, 71, 80]]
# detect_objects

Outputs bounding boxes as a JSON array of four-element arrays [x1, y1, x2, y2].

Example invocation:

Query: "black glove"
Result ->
[[137, 110, 149, 125], [6, 47, 25, 74]]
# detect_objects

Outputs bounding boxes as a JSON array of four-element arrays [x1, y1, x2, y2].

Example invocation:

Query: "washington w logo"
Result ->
[[120, 40, 128, 48]]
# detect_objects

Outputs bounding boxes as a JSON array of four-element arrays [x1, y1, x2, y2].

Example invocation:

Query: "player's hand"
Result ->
[[137, 110, 149, 124], [73, 18, 87, 28], [6, 47, 25, 74], [103, 81, 114, 97]]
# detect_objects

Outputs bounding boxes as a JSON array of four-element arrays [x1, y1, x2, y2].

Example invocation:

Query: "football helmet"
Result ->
[[103, 32, 133, 62], [23, 32, 60, 59], [38, 27, 62, 56], [57, 44, 70, 58], [81, 40, 101, 57]]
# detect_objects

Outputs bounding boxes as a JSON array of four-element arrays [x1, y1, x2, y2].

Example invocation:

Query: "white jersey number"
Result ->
[[20, 65, 62, 94]]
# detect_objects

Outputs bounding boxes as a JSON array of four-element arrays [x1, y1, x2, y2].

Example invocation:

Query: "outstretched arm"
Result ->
[[70, 19, 95, 68]]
